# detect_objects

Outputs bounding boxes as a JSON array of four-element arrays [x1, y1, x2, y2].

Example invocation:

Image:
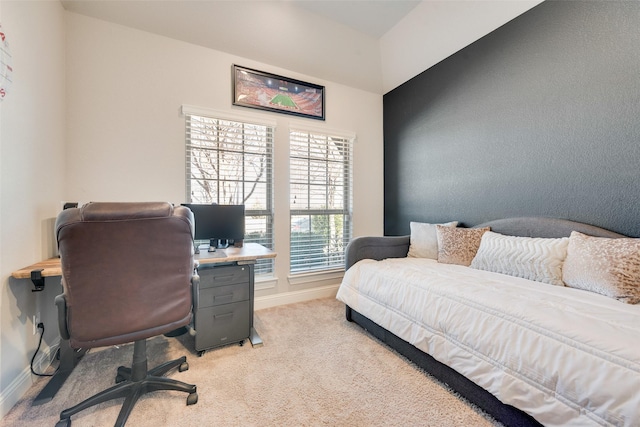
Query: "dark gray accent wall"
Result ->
[[383, 0, 640, 237]]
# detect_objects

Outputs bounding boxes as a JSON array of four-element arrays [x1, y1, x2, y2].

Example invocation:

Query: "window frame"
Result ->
[[183, 106, 275, 276], [289, 126, 354, 274]]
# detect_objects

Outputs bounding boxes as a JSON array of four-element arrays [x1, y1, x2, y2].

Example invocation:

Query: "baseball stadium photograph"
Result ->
[[233, 65, 325, 120]]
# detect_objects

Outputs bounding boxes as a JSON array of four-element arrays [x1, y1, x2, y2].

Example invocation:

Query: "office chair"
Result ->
[[54, 202, 198, 427]]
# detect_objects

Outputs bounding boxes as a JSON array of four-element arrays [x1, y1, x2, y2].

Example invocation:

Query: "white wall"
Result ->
[[0, 0, 66, 418], [65, 12, 384, 303]]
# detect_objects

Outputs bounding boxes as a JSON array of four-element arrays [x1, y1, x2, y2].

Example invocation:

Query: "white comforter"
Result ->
[[336, 258, 640, 427]]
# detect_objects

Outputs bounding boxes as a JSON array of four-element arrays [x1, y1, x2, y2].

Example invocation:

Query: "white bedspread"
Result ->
[[336, 258, 640, 427]]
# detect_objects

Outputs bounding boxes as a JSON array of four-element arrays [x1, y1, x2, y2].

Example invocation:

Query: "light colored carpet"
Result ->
[[2, 298, 500, 426]]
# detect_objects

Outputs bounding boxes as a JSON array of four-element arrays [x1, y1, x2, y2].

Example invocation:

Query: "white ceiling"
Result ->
[[292, 1, 421, 38], [60, 0, 542, 94]]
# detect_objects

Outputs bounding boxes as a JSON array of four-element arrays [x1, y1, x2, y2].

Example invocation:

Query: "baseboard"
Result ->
[[0, 338, 60, 419], [254, 284, 340, 311]]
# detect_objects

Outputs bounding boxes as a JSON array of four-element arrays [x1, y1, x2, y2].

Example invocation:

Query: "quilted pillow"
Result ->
[[436, 226, 490, 266], [408, 221, 458, 259], [562, 231, 640, 304], [470, 231, 569, 286]]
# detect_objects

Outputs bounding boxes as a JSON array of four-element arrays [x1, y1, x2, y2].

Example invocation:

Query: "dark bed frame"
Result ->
[[343, 217, 625, 427]]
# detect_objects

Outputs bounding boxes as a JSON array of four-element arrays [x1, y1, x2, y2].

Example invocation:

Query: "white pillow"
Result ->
[[470, 231, 569, 286], [407, 221, 458, 259]]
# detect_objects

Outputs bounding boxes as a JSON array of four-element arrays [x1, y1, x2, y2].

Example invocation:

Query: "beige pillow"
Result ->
[[562, 231, 640, 304], [408, 221, 458, 259], [470, 231, 569, 286], [436, 226, 490, 266]]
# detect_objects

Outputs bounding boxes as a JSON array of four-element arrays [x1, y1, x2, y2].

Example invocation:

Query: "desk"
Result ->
[[11, 243, 275, 287], [12, 257, 62, 279], [11, 243, 275, 405]]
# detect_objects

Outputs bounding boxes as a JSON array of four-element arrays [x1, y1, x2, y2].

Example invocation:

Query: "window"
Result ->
[[185, 109, 274, 275], [289, 128, 353, 274]]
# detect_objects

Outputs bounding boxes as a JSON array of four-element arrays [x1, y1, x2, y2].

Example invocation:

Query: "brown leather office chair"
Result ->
[[54, 202, 198, 427]]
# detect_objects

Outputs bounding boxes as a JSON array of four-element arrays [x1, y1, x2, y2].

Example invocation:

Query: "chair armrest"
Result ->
[[55, 294, 70, 340], [345, 235, 410, 270]]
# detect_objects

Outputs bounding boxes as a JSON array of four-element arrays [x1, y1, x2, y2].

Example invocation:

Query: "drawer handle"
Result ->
[[214, 312, 233, 319], [214, 293, 234, 302]]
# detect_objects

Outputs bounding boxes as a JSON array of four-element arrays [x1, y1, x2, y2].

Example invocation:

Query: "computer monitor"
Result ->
[[182, 204, 245, 252]]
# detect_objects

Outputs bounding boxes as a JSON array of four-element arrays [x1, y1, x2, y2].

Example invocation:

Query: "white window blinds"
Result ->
[[185, 111, 274, 275], [289, 128, 353, 273]]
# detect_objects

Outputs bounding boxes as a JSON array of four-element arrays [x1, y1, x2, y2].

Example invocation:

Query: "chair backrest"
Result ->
[[56, 202, 195, 349]]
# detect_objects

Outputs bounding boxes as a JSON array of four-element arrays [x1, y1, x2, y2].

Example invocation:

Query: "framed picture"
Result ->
[[233, 65, 325, 120]]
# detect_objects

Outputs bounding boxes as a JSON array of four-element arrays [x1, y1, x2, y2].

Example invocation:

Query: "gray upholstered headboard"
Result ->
[[345, 217, 626, 270], [473, 217, 626, 238]]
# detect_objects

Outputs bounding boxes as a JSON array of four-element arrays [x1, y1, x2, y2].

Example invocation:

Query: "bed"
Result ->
[[336, 217, 640, 427]]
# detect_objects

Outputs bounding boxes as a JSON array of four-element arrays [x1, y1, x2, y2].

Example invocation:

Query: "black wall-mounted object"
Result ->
[[383, 0, 640, 237]]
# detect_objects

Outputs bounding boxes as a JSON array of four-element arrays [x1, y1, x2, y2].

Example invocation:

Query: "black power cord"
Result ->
[[30, 322, 57, 377]]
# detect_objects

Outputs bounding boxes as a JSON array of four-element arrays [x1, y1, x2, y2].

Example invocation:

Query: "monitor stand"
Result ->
[[194, 239, 230, 253], [216, 238, 230, 249]]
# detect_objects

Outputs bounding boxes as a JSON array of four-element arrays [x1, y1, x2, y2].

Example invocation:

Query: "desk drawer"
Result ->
[[195, 301, 251, 351], [199, 265, 250, 289], [199, 282, 249, 308]]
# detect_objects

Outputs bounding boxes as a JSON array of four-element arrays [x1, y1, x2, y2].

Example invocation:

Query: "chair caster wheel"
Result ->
[[187, 392, 198, 405], [239, 340, 244, 347], [115, 374, 126, 383], [56, 418, 71, 427], [179, 361, 189, 372], [197, 350, 205, 357]]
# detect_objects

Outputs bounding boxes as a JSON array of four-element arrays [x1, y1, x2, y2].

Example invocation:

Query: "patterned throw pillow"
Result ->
[[436, 226, 490, 266], [562, 231, 640, 304], [470, 231, 569, 286], [408, 221, 458, 259]]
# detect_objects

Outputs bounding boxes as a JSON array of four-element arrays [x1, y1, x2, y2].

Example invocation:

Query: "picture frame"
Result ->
[[233, 65, 325, 120]]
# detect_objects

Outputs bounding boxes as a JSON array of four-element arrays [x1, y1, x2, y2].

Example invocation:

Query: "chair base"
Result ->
[[56, 340, 197, 427]]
